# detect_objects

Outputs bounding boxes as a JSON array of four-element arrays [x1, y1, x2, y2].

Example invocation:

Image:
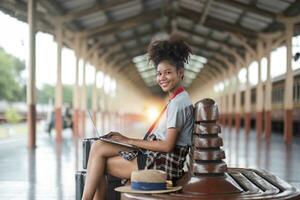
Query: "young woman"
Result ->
[[82, 34, 194, 200]]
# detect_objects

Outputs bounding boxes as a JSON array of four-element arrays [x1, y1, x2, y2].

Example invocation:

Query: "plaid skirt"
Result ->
[[119, 134, 189, 180]]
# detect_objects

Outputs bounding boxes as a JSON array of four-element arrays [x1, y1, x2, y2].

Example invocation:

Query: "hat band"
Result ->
[[131, 182, 166, 191]]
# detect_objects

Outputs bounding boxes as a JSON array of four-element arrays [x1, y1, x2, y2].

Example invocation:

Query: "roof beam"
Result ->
[[86, 23, 158, 62], [57, 0, 129, 23], [178, 7, 257, 38], [191, 42, 234, 63], [214, 54, 235, 70], [0, 1, 54, 30], [194, 67, 216, 83], [284, 0, 300, 16], [226, 32, 256, 57], [214, 0, 276, 19], [98, 26, 158, 50], [209, 59, 226, 74], [178, 26, 244, 56], [199, 0, 214, 24], [176, 30, 236, 62], [83, 9, 161, 37], [201, 63, 223, 79]]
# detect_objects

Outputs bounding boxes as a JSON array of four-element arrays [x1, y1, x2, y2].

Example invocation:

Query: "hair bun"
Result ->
[[148, 33, 192, 68]]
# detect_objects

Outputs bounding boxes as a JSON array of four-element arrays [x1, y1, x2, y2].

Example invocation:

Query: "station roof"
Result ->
[[1, 0, 300, 96]]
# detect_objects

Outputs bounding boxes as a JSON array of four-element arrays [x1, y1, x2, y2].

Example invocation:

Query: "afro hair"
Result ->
[[147, 33, 192, 69]]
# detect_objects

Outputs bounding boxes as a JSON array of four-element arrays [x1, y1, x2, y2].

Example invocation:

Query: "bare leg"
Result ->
[[106, 156, 138, 178], [93, 176, 106, 200], [82, 141, 137, 200], [93, 156, 138, 200]]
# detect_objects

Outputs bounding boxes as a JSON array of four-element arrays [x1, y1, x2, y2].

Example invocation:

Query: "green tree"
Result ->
[[63, 84, 73, 106], [37, 84, 55, 104], [37, 84, 74, 106], [0, 47, 25, 101], [5, 107, 22, 123]]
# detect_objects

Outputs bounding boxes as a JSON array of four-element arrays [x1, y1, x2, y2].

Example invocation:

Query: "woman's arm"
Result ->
[[110, 128, 178, 153], [130, 128, 178, 153]]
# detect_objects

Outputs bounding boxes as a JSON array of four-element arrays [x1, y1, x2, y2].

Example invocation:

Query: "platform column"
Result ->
[[222, 74, 228, 126], [256, 41, 264, 137], [218, 95, 222, 124], [99, 61, 107, 134], [265, 49, 272, 139], [80, 42, 87, 137], [218, 76, 225, 125], [92, 52, 98, 136], [81, 62, 87, 137], [55, 25, 63, 142], [235, 69, 241, 131], [99, 80, 104, 135], [284, 22, 294, 143], [73, 36, 81, 137], [27, 0, 37, 149], [227, 70, 233, 129], [245, 62, 251, 133], [220, 95, 225, 125], [105, 68, 112, 131], [98, 61, 105, 135]]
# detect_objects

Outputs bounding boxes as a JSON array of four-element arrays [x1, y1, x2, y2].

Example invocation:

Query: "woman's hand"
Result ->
[[106, 132, 129, 143]]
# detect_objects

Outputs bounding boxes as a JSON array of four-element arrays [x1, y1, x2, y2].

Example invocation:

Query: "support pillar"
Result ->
[[227, 71, 233, 129], [219, 95, 224, 125], [235, 72, 241, 132], [245, 65, 251, 133], [265, 50, 272, 139], [219, 94, 224, 125], [256, 41, 264, 137], [222, 73, 228, 126], [215, 78, 223, 125], [81, 63, 87, 137], [80, 43, 87, 137], [284, 23, 294, 143], [101, 111, 105, 135], [73, 37, 80, 137], [221, 77, 227, 126], [98, 63, 105, 135], [55, 26, 63, 142], [98, 87, 104, 135], [102, 66, 110, 132], [27, 0, 37, 149], [92, 52, 98, 137]]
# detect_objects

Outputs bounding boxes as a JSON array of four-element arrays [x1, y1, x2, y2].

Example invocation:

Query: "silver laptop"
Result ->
[[87, 111, 137, 149]]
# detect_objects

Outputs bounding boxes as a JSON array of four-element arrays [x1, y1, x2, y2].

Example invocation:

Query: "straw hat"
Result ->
[[115, 170, 182, 194]]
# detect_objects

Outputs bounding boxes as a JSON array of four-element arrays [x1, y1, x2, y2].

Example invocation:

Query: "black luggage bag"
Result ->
[[77, 137, 122, 200], [75, 170, 86, 200], [82, 137, 100, 169], [75, 170, 121, 200]]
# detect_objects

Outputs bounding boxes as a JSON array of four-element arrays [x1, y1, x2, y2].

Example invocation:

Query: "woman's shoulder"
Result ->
[[169, 91, 193, 108], [170, 91, 192, 105]]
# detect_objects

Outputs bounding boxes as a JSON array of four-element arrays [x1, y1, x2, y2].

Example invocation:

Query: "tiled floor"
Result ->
[[0, 121, 299, 199], [222, 128, 300, 189], [0, 131, 77, 200]]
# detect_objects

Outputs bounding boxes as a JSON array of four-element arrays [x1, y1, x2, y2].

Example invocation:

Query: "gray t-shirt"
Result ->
[[153, 91, 194, 146]]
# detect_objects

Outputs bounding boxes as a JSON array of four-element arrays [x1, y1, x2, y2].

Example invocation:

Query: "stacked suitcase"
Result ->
[[75, 137, 122, 200]]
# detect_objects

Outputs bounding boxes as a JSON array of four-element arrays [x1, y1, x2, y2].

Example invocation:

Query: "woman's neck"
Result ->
[[168, 83, 183, 99]]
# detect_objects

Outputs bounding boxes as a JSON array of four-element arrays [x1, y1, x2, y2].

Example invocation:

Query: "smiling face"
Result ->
[[156, 60, 184, 93]]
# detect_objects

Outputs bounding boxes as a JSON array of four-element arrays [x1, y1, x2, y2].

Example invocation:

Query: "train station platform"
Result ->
[[0, 122, 299, 200], [0, 1, 300, 199]]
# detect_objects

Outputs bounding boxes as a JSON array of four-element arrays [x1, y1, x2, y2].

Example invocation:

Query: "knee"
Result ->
[[90, 140, 106, 156]]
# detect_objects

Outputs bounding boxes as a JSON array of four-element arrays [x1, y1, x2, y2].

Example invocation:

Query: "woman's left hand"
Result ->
[[108, 132, 130, 143]]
